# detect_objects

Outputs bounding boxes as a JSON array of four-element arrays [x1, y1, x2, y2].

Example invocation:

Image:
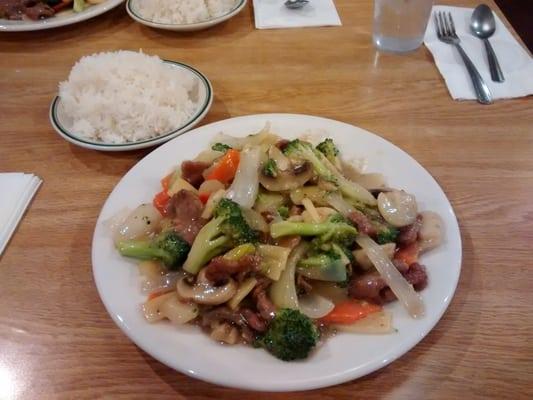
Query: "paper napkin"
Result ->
[[253, 0, 341, 29], [424, 5, 533, 100], [0, 173, 42, 257]]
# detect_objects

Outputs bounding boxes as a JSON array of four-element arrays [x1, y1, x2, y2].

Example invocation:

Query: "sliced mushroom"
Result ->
[[418, 211, 444, 252], [377, 190, 418, 227], [259, 161, 314, 191], [176, 270, 237, 305]]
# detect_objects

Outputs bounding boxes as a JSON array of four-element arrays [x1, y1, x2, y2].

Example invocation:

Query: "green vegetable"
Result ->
[[283, 139, 376, 205], [183, 199, 259, 274], [256, 309, 319, 361], [297, 244, 349, 282], [253, 191, 287, 213], [118, 231, 190, 270], [263, 158, 278, 178], [316, 138, 341, 169], [73, 0, 86, 12], [270, 213, 357, 247], [211, 143, 232, 152], [376, 225, 399, 244], [277, 205, 289, 219]]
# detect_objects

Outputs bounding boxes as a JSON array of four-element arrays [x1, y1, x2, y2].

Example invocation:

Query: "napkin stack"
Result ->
[[0, 173, 42, 256], [253, 0, 341, 29], [424, 5, 533, 101]]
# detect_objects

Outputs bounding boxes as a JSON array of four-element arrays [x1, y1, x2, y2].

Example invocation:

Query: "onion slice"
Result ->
[[298, 293, 335, 319], [225, 146, 260, 209], [356, 235, 425, 318]]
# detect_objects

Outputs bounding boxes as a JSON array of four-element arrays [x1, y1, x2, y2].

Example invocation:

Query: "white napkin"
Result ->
[[424, 5, 533, 100], [0, 173, 42, 257], [253, 0, 341, 29]]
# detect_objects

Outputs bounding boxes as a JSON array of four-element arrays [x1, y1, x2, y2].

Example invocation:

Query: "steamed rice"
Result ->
[[135, 0, 239, 24], [58, 51, 199, 144]]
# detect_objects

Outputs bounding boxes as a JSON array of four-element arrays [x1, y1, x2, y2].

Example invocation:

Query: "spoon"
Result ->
[[470, 4, 505, 82], [284, 0, 309, 10]]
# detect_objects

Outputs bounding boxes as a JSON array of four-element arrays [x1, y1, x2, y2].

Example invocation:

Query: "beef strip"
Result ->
[[24, 2, 53, 19], [203, 254, 261, 284], [180, 160, 210, 188], [252, 278, 276, 321], [166, 189, 206, 244], [347, 210, 377, 236], [348, 262, 428, 304], [397, 215, 423, 245]]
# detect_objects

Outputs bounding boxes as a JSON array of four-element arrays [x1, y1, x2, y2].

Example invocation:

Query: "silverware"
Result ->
[[470, 4, 505, 82], [434, 11, 493, 105], [284, 0, 309, 10]]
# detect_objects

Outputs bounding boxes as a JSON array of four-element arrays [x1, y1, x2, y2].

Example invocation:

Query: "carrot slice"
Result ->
[[395, 242, 420, 266], [205, 149, 240, 184], [320, 300, 382, 325], [153, 190, 170, 216], [160, 173, 172, 192]]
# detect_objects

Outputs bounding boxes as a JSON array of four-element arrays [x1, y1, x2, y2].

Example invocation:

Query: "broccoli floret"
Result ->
[[118, 231, 190, 270], [256, 309, 319, 361], [211, 143, 231, 152], [316, 138, 341, 168], [270, 213, 357, 247], [183, 198, 259, 274], [277, 205, 289, 219], [298, 248, 348, 282], [263, 158, 278, 178], [376, 225, 399, 244], [283, 139, 376, 206]]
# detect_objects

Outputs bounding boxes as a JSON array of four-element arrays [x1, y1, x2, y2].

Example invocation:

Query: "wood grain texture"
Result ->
[[0, 0, 532, 399]]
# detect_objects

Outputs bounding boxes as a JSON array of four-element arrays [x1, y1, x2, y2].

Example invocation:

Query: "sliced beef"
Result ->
[[181, 160, 211, 188], [397, 215, 422, 245], [392, 259, 409, 274], [348, 272, 387, 304], [276, 139, 290, 151], [241, 308, 267, 332], [253, 278, 276, 321], [203, 254, 261, 284], [403, 263, 428, 290], [167, 189, 206, 244], [24, 2, 53, 19], [296, 273, 313, 295], [348, 210, 377, 236], [276, 235, 301, 250], [289, 205, 304, 216], [348, 263, 428, 304]]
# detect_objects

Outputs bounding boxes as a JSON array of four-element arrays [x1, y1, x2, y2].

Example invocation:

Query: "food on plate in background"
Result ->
[[0, 0, 105, 20], [133, 0, 239, 24], [111, 127, 444, 361], [58, 50, 199, 144]]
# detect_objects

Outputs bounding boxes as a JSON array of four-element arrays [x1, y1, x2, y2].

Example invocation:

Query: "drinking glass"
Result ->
[[373, 0, 433, 52]]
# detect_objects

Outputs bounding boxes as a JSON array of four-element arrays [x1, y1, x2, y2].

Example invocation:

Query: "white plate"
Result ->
[[126, 0, 247, 31], [0, 0, 123, 32], [92, 114, 462, 391], [49, 60, 213, 152]]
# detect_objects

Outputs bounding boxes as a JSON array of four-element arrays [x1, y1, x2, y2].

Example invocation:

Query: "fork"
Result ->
[[434, 11, 492, 105]]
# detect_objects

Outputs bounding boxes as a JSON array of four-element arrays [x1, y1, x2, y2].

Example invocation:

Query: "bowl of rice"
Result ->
[[126, 0, 247, 31], [50, 50, 213, 151]]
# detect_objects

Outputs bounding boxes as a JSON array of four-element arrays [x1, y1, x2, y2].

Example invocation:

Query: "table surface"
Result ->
[[1, 0, 532, 399]]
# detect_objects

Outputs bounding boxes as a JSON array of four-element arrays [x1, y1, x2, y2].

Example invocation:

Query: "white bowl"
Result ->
[[49, 60, 213, 152], [0, 0, 124, 32], [92, 114, 462, 391], [126, 0, 247, 31]]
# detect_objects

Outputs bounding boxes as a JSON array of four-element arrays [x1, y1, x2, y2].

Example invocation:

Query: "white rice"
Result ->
[[135, 0, 239, 24], [58, 51, 199, 144]]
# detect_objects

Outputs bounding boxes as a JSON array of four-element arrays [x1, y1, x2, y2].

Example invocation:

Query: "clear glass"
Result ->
[[373, 0, 433, 53]]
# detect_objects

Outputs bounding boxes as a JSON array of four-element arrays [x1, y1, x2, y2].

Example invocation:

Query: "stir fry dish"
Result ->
[[0, 0, 103, 21], [112, 126, 444, 361]]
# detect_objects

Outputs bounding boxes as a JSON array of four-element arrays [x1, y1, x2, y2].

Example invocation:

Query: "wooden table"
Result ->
[[1, 0, 531, 398]]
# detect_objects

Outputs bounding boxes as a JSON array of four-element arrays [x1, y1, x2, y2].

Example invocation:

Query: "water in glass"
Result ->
[[373, 0, 433, 52]]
